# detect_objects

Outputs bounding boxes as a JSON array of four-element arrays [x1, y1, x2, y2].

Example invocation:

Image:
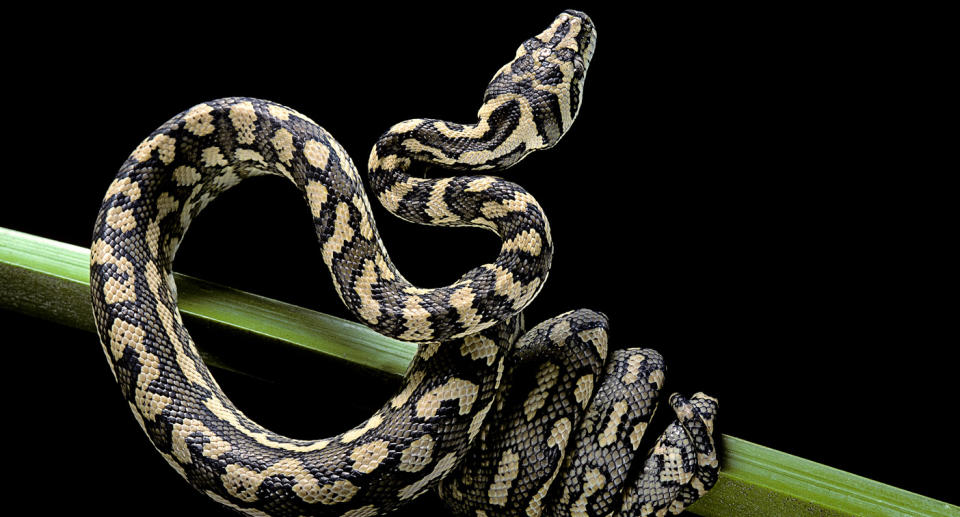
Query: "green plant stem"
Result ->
[[1, 226, 955, 517]]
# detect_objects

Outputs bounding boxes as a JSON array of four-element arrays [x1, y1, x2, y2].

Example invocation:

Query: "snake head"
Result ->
[[485, 10, 597, 148]]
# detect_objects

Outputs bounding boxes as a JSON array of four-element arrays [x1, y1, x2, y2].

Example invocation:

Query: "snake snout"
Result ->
[[561, 10, 597, 68]]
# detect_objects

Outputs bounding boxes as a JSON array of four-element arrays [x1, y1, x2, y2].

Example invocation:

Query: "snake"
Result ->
[[91, 10, 719, 517]]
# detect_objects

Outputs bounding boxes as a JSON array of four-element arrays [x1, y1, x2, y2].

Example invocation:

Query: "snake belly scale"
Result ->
[[91, 11, 719, 517]]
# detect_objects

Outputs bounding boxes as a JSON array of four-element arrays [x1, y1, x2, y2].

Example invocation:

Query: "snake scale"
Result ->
[[91, 10, 719, 516]]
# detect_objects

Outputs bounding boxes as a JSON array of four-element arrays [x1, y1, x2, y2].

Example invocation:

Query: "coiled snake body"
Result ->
[[91, 11, 719, 516]]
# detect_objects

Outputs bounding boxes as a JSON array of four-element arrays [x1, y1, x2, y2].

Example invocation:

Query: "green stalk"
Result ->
[[1, 226, 955, 517]]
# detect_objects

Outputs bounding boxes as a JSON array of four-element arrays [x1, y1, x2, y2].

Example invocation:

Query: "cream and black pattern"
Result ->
[[91, 10, 719, 517]]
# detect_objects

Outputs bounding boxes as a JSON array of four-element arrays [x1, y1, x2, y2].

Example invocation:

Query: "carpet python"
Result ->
[[91, 10, 719, 516]]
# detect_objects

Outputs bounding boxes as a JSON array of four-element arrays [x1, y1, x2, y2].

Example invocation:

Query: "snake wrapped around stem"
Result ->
[[91, 10, 719, 516]]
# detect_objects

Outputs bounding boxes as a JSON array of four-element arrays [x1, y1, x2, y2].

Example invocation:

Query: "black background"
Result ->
[[2, 4, 954, 515]]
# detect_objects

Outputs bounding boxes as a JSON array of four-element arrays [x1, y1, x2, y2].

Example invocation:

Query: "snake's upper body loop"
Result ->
[[91, 10, 719, 517]]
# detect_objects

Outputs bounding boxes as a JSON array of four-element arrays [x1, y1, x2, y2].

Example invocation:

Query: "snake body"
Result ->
[[91, 11, 719, 516]]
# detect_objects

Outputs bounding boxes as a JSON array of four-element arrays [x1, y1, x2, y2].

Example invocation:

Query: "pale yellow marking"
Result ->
[[629, 422, 648, 451], [468, 399, 494, 442], [90, 239, 136, 304], [275, 161, 294, 181], [173, 165, 201, 186], [108, 318, 144, 361], [518, 276, 542, 312], [694, 393, 719, 434], [523, 417, 572, 516], [503, 228, 543, 256], [267, 104, 292, 121], [134, 349, 170, 421], [389, 118, 426, 134], [480, 190, 539, 220], [350, 439, 391, 474], [341, 413, 384, 443], [537, 55, 578, 131], [229, 101, 257, 145], [459, 333, 498, 366], [354, 259, 382, 325], [488, 264, 523, 303], [555, 14, 584, 51], [104, 177, 141, 202], [548, 319, 571, 344], [183, 103, 216, 136], [201, 146, 229, 167], [524, 362, 559, 421], [526, 456, 566, 517], [321, 202, 354, 267], [495, 356, 506, 389], [390, 369, 425, 409], [109, 316, 170, 421], [151, 191, 180, 257], [449, 286, 484, 331], [690, 472, 710, 497], [213, 166, 242, 190], [622, 352, 649, 384], [578, 327, 608, 360], [465, 176, 498, 192], [144, 261, 205, 387], [398, 434, 434, 473], [223, 457, 357, 505], [340, 505, 380, 517], [649, 368, 665, 390], [220, 463, 261, 502], [574, 374, 594, 409], [488, 449, 520, 506], [416, 377, 478, 418], [420, 341, 441, 360], [378, 175, 417, 213], [547, 416, 573, 449], [535, 13, 565, 43], [380, 153, 412, 172], [433, 120, 487, 139], [461, 94, 543, 165], [570, 468, 606, 517], [171, 418, 231, 464], [304, 139, 332, 169], [599, 400, 629, 447], [397, 452, 458, 500], [234, 148, 267, 168], [375, 253, 396, 281], [132, 133, 176, 164], [105, 206, 136, 233], [470, 216, 497, 230], [657, 441, 693, 486], [400, 295, 433, 341], [203, 392, 333, 452], [425, 177, 458, 223], [352, 195, 374, 240], [305, 180, 329, 218], [401, 137, 457, 165]]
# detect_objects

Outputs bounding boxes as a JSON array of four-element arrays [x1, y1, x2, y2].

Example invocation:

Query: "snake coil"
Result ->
[[92, 11, 719, 516]]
